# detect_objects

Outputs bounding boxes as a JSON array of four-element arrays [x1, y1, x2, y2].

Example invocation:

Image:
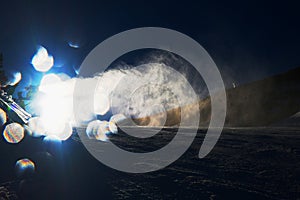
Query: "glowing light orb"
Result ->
[[0, 108, 7, 126], [56, 73, 71, 81], [8, 72, 22, 86], [39, 73, 61, 93], [29, 73, 75, 141], [31, 46, 54, 72], [41, 115, 66, 136], [46, 122, 73, 141], [40, 73, 61, 85], [30, 116, 73, 141], [37, 96, 73, 140], [86, 120, 109, 141], [15, 158, 35, 176], [36, 74, 74, 139], [28, 117, 46, 137], [3, 123, 24, 144]]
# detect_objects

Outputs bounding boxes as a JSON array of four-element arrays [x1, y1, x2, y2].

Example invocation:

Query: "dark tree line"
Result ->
[[0, 53, 38, 109], [0, 53, 8, 86]]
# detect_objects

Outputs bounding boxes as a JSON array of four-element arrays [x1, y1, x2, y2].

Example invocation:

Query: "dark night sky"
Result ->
[[0, 0, 299, 88]]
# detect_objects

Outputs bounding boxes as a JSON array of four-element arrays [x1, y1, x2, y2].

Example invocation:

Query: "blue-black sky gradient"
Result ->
[[0, 0, 299, 90]]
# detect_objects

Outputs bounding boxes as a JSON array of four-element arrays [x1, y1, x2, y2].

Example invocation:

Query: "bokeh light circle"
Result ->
[[86, 120, 109, 141], [3, 123, 25, 144], [15, 158, 35, 177], [28, 117, 46, 137], [0, 108, 7, 126], [31, 46, 54, 72]]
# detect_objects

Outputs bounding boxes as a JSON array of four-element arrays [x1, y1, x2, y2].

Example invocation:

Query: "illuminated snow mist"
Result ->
[[30, 63, 198, 140]]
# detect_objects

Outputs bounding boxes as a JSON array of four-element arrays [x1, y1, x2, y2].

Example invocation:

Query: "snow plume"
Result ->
[[30, 62, 199, 139]]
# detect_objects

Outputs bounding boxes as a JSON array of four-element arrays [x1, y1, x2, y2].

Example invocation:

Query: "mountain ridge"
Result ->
[[129, 67, 300, 127]]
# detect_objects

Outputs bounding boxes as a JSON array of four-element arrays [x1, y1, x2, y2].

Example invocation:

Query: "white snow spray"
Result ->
[[29, 62, 199, 140]]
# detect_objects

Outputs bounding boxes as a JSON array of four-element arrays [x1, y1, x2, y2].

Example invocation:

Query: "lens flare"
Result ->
[[28, 117, 46, 137], [39, 73, 62, 94], [86, 120, 110, 141], [0, 108, 7, 126], [8, 72, 22, 86], [31, 73, 75, 141], [3, 123, 24, 144], [68, 42, 80, 49], [15, 158, 35, 176], [31, 46, 54, 72], [56, 73, 71, 81], [48, 122, 73, 141]]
